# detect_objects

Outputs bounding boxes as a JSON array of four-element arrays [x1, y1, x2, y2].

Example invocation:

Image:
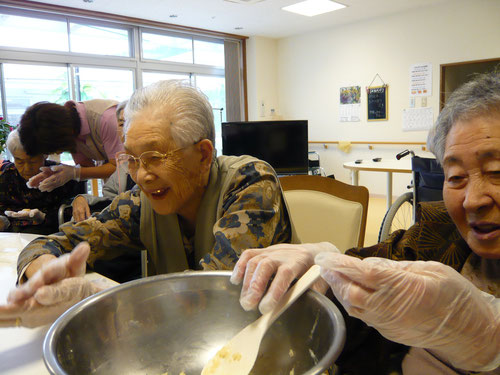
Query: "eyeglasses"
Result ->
[[116, 147, 186, 176]]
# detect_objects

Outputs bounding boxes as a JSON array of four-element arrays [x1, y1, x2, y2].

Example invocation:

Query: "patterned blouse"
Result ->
[[337, 201, 494, 375], [346, 200, 472, 270], [0, 160, 83, 235], [17, 159, 292, 275]]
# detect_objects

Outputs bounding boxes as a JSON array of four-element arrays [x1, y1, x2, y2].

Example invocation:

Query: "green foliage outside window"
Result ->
[[0, 117, 15, 154], [51, 82, 107, 103]]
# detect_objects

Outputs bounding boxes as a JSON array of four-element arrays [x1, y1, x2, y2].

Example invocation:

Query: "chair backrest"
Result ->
[[279, 175, 369, 252]]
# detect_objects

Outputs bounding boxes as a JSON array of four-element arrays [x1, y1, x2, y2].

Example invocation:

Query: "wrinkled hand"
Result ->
[[38, 164, 81, 192], [4, 208, 46, 224], [72, 196, 91, 222], [26, 166, 56, 189], [230, 242, 338, 314], [315, 252, 500, 372], [0, 277, 106, 328]]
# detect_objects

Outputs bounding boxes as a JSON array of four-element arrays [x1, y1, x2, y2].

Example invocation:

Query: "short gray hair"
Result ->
[[116, 100, 127, 121], [124, 80, 215, 146], [427, 72, 500, 164], [6, 129, 24, 154]]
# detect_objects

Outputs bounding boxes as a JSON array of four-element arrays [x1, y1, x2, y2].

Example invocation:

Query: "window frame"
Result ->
[[68, 16, 135, 58], [0, 3, 247, 124]]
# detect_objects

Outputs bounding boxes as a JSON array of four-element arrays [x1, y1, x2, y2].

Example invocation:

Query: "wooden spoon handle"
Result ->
[[261, 265, 322, 329]]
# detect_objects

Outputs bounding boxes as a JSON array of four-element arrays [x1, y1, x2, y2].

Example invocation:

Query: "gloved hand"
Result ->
[[0, 276, 106, 328], [71, 195, 91, 222], [4, 208, 46, 224], [230, 242, 339, 314], [315, 252, 500, 372], [38, 164, 81, 192], [26, 166, 56, 189], [8, 242, 90, 303], [0, 242, 114, 328]]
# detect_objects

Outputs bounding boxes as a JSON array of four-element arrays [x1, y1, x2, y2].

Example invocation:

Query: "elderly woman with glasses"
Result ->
[[0, 80, 294, 328], [0, 129, 83, 235], [229, 73, 500, 374]]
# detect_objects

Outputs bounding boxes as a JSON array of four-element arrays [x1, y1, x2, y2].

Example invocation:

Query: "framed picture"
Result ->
[[367, 85, 388, 121]]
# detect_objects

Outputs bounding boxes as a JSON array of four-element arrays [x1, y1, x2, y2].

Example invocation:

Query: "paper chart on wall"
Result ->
[[339, 86, 361, 122], [409, 63, 432, 97], [402, 107, 433, 131]]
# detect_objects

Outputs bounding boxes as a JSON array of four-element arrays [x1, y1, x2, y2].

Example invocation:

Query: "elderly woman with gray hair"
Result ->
[[230, 72, 500, 374], [0, 80, 293, 328], [0, 129, 83, 234]]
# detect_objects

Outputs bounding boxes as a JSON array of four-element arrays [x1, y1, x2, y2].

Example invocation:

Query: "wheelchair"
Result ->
[[308, 151, 335, 179], [378, 149, 444, 242], [308, 151, 325, 176]]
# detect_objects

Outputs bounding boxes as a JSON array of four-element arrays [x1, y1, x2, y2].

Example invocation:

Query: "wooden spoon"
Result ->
[[201, 264, 322, 375]]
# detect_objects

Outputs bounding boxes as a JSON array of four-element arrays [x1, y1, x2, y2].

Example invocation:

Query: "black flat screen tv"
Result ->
[[222, 120, 308, 175]]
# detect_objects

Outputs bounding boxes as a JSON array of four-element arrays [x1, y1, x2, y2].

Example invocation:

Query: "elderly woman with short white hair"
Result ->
[[0, 80, 294, 328], [0, 129, 83, 234], [231, 72, 500, 374]]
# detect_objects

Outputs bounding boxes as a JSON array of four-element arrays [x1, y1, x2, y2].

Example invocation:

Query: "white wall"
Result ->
[[247, 0, 500, 197], [246, 36, 280, 120]]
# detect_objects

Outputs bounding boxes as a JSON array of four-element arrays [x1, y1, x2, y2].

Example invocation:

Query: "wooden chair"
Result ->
[[279, 175, 369, 251]]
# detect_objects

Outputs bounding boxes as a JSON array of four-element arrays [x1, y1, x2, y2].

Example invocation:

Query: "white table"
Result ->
[[343, 159, 412, 210], [0, 233, 117, 375], [0, 233, 50, 375]]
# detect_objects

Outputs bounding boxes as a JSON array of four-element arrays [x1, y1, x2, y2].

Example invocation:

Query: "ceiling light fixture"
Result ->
[[282, 0, 346, 17], [82, 0, 94, 3]]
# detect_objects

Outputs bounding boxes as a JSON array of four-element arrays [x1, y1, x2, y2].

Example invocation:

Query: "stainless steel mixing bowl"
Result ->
[[44, 271, 345, 375]]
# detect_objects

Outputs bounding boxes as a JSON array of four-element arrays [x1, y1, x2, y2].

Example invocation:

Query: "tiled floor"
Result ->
[[364, 195, 390, 247]]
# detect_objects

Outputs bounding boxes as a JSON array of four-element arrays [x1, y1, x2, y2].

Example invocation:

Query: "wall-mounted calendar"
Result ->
[[402, 107, 433, 131]]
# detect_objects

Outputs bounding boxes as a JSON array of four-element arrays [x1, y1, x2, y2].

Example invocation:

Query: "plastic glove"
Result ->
[[231, 242, 339, 314], [26, 166, 56, 189], [38, 164, 81, 192], [4, 208, 46, 224], [71, 195, 91, 222], [8, 242, 90, 303], [0, 276, 107, 328], [315, 252, 500, 372]]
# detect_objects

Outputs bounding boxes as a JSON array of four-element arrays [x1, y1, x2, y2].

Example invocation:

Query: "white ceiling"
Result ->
[[27, 0, 450, 38]]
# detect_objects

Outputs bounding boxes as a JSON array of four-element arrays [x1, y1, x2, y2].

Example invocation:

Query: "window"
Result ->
[[3, 63, 69, 126], [195, 75, 226, 153], [0, 6, 245, 164], [142, 32, 193, 63], [0, 13, 68, 51], [194, 40, 225, 67], [142, 31, 225, 68], [142, 71, 191, 87], [75, 67, 134, 101], [70, 22, 131, 57]]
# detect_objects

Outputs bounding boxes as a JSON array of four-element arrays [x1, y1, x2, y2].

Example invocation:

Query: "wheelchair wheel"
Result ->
[[378, 192, 413, 242]]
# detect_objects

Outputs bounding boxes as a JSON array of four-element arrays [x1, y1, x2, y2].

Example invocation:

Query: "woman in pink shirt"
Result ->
[[18, 99, 124, 192]]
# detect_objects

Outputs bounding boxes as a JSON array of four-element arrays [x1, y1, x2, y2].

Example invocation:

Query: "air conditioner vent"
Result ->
[[224, 0, 265, 4]]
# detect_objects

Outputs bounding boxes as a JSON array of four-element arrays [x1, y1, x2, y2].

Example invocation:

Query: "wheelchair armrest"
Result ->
[[58, 203, 72, 226]]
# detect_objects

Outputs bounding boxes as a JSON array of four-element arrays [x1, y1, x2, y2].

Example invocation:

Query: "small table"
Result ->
[[343, 159, 412, 210], [0, 233, 117, 375]]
